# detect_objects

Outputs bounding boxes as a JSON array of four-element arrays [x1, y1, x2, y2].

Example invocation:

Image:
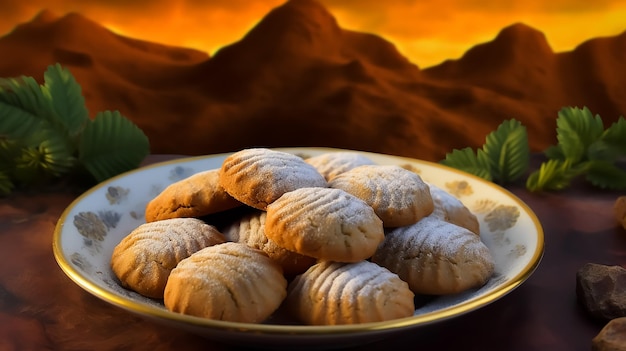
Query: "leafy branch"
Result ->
[[441, 119, 529, 184], [0, 63, 150, 196], [526, 107, 626, 191], [441, 106, 626, 192]]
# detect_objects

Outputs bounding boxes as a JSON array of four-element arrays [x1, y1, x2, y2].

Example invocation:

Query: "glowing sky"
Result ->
[[1, 0, 625, 68]]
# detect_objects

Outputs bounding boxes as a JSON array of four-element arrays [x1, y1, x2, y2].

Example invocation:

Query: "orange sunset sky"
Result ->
[[1, 0, 626, 68]]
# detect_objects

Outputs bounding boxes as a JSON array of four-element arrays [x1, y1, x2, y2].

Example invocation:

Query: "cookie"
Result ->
[[305, 151, 376, 181], [219, 148, 328, 210], [222, 209, 316, 276], [371, 216, 495, 295], [328, 165, 434, 227], [429, 184, 480, 235], [110, 218, 226, 298], [145, 169, 242, 222], [285, 260, 415, 325], [163, 242, 287, 323], [265, 187, 384, 262]]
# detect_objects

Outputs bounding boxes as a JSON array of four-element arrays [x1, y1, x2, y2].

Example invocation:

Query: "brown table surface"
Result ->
[[1, 154, 625, 351]]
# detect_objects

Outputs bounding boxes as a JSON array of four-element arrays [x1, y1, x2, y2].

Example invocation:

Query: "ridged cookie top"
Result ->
[[219, 148, 328, 210], [163, 242, 287, 323], [265, 187, 384, 262], [286, 260, 415, 325], [372, 216, 495, 295], [110, 218, 226, 298], [305, 152, 376, 181], [329, 165, 434, 227], [145, 169, 241, 222], [429, 184, 480, 235], [222, 210, 316, 276]]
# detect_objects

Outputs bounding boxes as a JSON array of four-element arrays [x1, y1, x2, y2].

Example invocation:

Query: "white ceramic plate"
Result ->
[[52, 147, 544, 349]]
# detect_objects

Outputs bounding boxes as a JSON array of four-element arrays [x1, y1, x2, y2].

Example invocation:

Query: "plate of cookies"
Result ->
[[53, 147, 544, 349]]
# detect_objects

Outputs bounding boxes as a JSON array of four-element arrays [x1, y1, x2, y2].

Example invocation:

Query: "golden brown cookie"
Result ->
[[328, 165, 434, 227], [163, 242, 287, 323], [219, 148, 328, 210], [429, 184, 480, 235], [305, 151, 376, 181], [372, 216, 495, 295], [265, 187, 384, 262], [285, 260, 415, 325], [222, 209, 316, 277], [145, 169, 242, 222], [110, 218, 226, 298]]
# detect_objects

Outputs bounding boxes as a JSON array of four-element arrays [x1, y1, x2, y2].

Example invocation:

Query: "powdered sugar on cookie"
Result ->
[[372, 216, 494, 295], [305, 151, 376, 181], [219, 148, 328, 210], [265, 187, 384, 262]]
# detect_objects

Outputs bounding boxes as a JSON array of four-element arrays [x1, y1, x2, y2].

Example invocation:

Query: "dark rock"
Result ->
[[576, 263, 626, 320], [592, 317, 626, 351]]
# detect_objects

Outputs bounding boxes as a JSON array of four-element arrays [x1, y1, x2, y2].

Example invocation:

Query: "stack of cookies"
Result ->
[[110, 148, 495, 325]]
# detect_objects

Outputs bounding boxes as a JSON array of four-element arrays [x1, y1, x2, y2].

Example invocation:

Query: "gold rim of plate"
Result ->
[[52, 147, 545, 336]]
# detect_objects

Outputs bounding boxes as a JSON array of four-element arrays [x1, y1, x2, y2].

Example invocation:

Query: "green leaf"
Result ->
[[0, 100, 50, 146], [0, 138, 23, 168], [544, 144, 565, 160], [0, 76, 52, 116], [585, 160, 626, 190], [0, 63, 151, 196], [440, 147, 493, 181], [38, 130, 77, 175], [600, 116, 626, 155], [13, 146, 51, 184], [78, 110, 149, 182], [42, 63, 89, 139], [11, 132, 75, 182], [526, 159, 583, 192], [483, 119, 529, 183], [556, 106, 604, 163], [0, 171, 14, 196], [587, 139, 621, 162], [525, 107, 626, 192], [0, 66, 85, 156]]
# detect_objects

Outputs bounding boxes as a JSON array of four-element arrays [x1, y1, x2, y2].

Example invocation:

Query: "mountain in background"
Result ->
[[0, 0, 624, 162]]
